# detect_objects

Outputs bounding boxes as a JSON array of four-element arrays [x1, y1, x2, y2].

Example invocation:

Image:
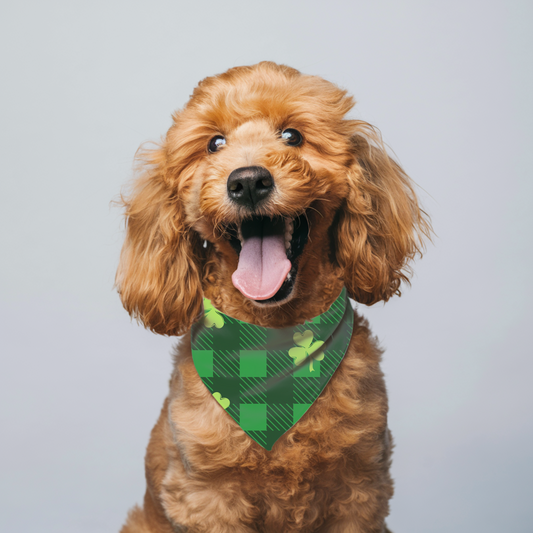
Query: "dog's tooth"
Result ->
[[237, 225, 244, 243], [285, 230, 293, 247], [284, 218, 294, 250], [286, 272, 291, 281], [285, 218, 294, 235]]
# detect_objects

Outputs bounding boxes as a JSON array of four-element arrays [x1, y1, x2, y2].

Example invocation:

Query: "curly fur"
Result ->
[[116, 62, 430, 532]]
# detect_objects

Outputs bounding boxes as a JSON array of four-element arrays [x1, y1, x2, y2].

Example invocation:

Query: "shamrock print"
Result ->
[[203, 299, 225, 329], [212, 392, 230, 409], [289, 330, 325, 372]]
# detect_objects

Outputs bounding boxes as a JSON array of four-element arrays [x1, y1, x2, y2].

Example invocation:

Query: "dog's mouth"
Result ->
[[226, 214, 309, 303]]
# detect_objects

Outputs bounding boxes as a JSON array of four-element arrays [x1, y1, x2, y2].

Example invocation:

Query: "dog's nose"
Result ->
[[227, 166, 274, 209]]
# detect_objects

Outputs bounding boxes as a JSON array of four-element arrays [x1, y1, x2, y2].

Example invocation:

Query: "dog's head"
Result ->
[[117, 62, 430, 334]]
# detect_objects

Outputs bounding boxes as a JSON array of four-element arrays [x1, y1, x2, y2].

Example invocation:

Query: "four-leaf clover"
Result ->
[[289, 330, 325, 372], [203, 299, 225, 329]]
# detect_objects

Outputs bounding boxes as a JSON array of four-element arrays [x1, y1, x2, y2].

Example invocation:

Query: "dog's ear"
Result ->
[[116, 144, 203, 336], [335, 122, 431, 305]]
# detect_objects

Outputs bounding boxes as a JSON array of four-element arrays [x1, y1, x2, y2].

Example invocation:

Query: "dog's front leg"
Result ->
[[161, 471, 261, 533], [165, 499, 260, 533], [170, 521, 258, 533], [317, 520, 392, 533]]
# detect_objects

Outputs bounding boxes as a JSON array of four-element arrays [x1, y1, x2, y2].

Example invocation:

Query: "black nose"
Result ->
[[227, 166, 274, 209]]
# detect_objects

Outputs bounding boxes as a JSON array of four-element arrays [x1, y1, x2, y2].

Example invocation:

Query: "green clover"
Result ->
[[212, 392, 230, 409], [203, 299, 225, 329], [288, 330, 325, 372]]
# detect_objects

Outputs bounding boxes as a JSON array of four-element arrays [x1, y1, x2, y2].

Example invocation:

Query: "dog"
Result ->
[[116, 61, 430, 533]]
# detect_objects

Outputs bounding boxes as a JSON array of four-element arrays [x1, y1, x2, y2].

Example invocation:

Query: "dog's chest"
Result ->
[[164, 441, 349, 532]]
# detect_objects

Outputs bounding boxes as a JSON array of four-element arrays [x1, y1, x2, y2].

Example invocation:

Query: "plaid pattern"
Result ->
[[191, 288, 354, 450]]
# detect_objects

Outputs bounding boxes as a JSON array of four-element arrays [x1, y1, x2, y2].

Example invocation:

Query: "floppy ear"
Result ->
[[116, 146, 204, 336], [336, 122, 431, 305]]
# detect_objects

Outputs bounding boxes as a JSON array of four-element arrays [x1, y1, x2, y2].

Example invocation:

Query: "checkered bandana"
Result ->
[[191, 288, 354, 450]]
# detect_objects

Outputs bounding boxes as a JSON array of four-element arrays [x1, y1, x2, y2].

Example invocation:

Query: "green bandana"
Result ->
[[191, 288, 354, 450]]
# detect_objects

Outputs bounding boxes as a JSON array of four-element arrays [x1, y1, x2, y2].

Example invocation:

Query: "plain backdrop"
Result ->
[[1, 1, 532, 532]]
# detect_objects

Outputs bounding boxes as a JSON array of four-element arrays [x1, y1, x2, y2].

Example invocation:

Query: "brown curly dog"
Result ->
[[116, 61, 430, 533]]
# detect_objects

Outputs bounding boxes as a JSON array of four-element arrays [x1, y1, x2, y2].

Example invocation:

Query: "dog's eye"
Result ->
[[281, 129, 303, 147], [208, 135, 226, 153]]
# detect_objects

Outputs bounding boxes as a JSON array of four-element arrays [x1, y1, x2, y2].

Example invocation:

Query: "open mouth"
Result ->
[[227, 214, 309, 303]]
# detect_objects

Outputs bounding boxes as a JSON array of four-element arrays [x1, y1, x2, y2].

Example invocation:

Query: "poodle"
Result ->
[[116, 61, 430, 533]]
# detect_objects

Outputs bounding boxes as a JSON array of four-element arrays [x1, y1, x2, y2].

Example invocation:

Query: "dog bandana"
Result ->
[[191, 288, 354, 450]]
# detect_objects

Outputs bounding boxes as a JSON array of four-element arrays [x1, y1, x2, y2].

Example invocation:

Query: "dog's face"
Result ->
[[117, 62, 429, 334]]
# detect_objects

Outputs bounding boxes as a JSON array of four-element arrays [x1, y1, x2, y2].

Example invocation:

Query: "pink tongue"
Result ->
[[232, 233, 291, 300]]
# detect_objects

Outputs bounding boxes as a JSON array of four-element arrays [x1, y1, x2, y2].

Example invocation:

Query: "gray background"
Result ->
[[1, 1, 531, 531]]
